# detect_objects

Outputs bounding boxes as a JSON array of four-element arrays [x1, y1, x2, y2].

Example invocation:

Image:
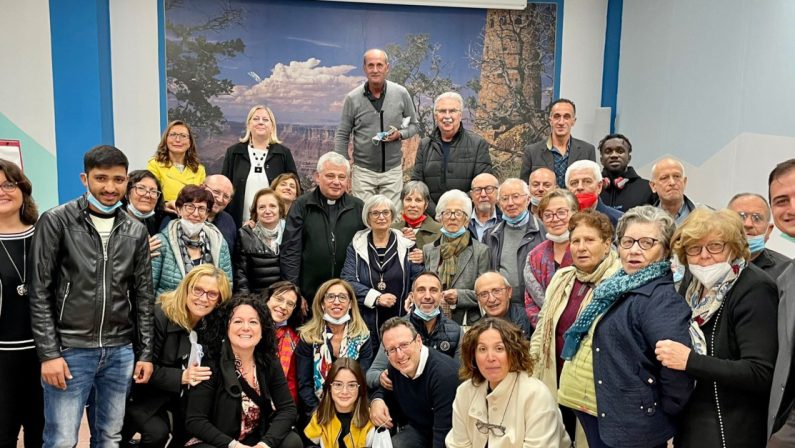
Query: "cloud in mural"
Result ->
[[213, 58, 365, 123]]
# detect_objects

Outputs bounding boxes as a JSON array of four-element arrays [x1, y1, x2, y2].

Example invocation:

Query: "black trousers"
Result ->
[[0, 349, 44, 448]]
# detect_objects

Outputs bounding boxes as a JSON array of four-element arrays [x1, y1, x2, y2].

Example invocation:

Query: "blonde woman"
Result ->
[[123, 265, 231, 447], [221, 105, 297, 227], [296, 279, 373, 418]]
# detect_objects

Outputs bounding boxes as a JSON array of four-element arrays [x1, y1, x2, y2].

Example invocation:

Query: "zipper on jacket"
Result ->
[[85, 214, 122, 348], [59, 282, 72, 322]]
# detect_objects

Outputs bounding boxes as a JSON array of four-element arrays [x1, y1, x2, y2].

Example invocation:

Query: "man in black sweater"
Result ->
[[598, 133, 655, 212], [370, 317, 459, 448]]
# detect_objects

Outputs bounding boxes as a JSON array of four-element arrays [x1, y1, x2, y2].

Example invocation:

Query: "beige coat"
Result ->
[[445, 372, 571, 448]]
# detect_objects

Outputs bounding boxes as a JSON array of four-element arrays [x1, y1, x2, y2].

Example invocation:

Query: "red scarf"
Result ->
[[402, 213, 427, 228]]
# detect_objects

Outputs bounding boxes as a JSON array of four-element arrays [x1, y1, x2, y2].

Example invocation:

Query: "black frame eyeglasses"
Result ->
[[618, 236, 659, 250], [475, 421, 506, 437]]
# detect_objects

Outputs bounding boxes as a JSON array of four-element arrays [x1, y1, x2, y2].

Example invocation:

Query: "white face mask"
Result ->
[[323, 312, 351, 326], [689, 262, 732, 289], [546, 231, 569, 244], [180, 219, 204, 237]]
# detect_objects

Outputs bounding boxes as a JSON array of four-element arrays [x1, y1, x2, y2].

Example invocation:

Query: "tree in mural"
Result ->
[[386, 34, 456, 138], [467, 4, 557, 179], [165, 0, 244, 139]]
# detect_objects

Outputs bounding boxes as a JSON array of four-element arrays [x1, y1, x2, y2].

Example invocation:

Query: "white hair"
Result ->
[[435, 189, 473, 221], [565, 160, 603, 186], [317, 152, 350, 176], [362, 194, 397, 229], [497, 178, 530, 197], [651, 158, 686, 179], [433, 92, 464, 112]]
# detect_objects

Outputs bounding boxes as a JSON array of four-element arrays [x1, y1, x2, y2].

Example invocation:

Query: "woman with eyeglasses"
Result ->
[[529, 209, 621, 443], [423, 189, 490, 326], [152, 185, 233, 297], [446, 317, 570, 448], [147, 120, 206, 214], [123, 265, 232, 447], [234, 188, 287, 294], [556, 206, 694, 448], [304, 358, 374, 448], [184, 294, 302, 448], [296, 279, 373, 419], [265, 281, 304, 404], [342, 194, 424, 350], [222, 105, 298, 228], [124, 170, 165, 258], [0, 160, 43, 447], [392, 181, 442, 249], [658, 208, 778, 447], [523, 189, 578, 327]]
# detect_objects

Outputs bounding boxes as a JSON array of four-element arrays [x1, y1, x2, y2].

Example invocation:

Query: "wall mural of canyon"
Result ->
[[164, 0, 558, 188]]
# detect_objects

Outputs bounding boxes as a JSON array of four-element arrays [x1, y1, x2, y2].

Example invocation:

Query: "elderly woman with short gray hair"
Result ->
[[422, 189, 490, 326], [557, 205, 694, 448], [392, 180, 442, 249], [341, 194, 424, 349]]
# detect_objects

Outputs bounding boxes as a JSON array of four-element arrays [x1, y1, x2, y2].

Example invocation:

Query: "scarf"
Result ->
[[536, 250, 619, 370], [176, 223, 212, 274], [402, 213, 426, 228], [312, 324, 368, 399], [562, 260, 671, 360], [253, 221, 282, 254], [275, 326, 299, 378], [685, 258, 745, 355]]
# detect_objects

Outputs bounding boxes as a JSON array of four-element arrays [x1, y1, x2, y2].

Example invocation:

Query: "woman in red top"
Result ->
[[265, 281, 304, 403]]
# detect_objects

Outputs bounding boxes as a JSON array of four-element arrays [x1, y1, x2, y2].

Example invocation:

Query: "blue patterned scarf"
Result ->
[[561, 260, 671, 360], [312, 324, 368, 399]]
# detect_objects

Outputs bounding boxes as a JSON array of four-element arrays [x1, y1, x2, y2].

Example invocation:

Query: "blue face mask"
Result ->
[[502, 209, 529, 226], [127, 203, 155, 219], [86, 192, 122, 215], [441, 226, 467, 239], [746, 234, 766, 255], [413, 306, 440, 321]]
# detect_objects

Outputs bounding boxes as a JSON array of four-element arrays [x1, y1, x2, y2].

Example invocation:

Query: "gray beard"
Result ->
[[475, 202, 494, 214]]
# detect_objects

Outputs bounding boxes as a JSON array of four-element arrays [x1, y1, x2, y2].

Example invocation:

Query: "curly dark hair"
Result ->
[[124, 169, 164, 214], [459, 317, 534, 385], [263, 280, 305, 329], [199, 293, 276, 368]]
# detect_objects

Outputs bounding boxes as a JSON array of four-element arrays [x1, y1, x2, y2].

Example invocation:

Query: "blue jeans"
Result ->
[[42, 345, 134, 448]]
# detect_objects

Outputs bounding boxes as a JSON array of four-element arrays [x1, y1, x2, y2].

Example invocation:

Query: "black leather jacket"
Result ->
[[233, 226, 281, 294], [29, 195, 155, 362]]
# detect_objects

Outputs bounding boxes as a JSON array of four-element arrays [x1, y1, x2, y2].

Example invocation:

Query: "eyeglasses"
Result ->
[[684, 241, 726, 256], [499, 193, 527, 203], [206, 187, 231, 202], [132, 184, 161, 198], [324, 293, 350, 304], [476, 287, 508, 300], [618, 236, 660, 250], [435, 108, 460, 115], [475, 421, 506, 437], [368, 210, 392, 219], [440, 210, 467, 219], [167, 132, 190, 140], [182, 203, 208, 216], [541, 209, 570, 222], [471, 186, 497, 195], [384, 335, 417, 357], [330, 381, 360, 392], [191, 287, 220, 301], [736, 211, 766, 224], [271, 293, 296, 310], [0, 181, 19, 192]]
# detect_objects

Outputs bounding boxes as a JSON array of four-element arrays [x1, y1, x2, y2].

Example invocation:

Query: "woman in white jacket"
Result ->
[[446, 317, 570, 448]]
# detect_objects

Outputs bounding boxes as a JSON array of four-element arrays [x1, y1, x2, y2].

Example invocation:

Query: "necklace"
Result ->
[[369, 238, 398, 291], [0, 238, 26, 296]]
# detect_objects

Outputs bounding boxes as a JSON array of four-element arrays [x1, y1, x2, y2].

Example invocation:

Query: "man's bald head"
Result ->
[[203, 174, 234, 215]]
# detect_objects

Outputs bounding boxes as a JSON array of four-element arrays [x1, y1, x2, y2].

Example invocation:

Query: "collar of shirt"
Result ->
[[545, 136, 572, 154], [471, 209, 498, 226], [404, 345, 430, 380]]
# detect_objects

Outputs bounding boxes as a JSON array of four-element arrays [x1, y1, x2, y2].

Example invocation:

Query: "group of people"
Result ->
[[1, 45, 795, 448]]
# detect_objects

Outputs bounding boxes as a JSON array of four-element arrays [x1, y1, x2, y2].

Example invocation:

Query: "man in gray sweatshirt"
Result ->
[[334, 48, 419, 204]]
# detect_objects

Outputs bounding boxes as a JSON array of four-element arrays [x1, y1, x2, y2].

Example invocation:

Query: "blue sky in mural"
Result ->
[[167, 0, 486, 124]]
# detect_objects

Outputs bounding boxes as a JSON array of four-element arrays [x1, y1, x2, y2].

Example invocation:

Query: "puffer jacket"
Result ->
[[341, 228, 423, 336], [151, 220, 233, 297], [29, 195, 155, 361], [411, 125, 493, 204], [233, 223, 283, 294]]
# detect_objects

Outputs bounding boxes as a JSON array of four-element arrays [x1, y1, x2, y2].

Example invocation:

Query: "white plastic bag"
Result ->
[[371, 427, 393, 448]]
